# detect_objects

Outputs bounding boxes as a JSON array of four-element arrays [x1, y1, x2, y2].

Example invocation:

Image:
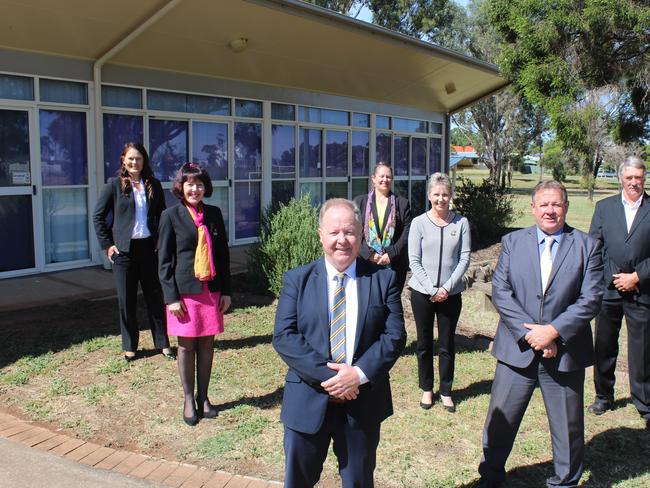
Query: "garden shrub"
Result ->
[[247, 195, 322, 297], [452, 176, 517, 250]]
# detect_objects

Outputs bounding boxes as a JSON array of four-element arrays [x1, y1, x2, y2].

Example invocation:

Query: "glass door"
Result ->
[[0, 108, 37, 274]]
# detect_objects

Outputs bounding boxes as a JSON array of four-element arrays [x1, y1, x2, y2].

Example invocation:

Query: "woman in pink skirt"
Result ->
[[158, 163, 231, 425]]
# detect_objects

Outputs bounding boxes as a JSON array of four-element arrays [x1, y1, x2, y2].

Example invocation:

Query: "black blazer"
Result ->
[[589, 192, 650, 304], [353, 192, 412, 271], [158, 203, 231, 304], [93, 177, 166, 252]]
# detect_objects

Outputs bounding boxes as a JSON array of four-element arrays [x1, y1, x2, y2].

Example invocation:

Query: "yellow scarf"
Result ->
[[185, 203, 215, 281]]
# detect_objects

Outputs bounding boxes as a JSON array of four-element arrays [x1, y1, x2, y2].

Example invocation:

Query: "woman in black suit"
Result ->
[[158, 163, 231, 425], [93, 142, 174, 361], [354, 162, 412, 291]]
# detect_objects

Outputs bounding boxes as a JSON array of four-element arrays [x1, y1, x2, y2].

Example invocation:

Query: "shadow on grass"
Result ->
[[457, 426, 650, 487], [215, 334, 272, 350], [402, 333, 491, 358], [215, 386, 284, 413]]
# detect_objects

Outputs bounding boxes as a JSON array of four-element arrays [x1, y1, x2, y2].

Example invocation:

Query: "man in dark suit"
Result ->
[[587, 156, 650, 429], [272, 198, 406, 488], [477, 181, 603, 488]]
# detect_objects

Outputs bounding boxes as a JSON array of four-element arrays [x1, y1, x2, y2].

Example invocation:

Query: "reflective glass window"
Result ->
[[0, 74, 34, 101], [0, 109, 30, 186], [411, 180, 426, 217], [149, 119, 188, 182], [326, 182, 347, 200], [272, 124, 295, 179], [204, 187, 229, 235], [188, 94, 230, 115], [351, 178, 368, 199], [234, 122, 262, 180], [40, 79, 87, 104], [298, 106, 348, 125], [351, 131, 369, 177], [375, 132, 391, 165], [326, 130, 348, 177], [235, 181, 260, 239], [192, 121, 228, 181], [0, 195, 35, 271], [272, 103, 295, 120], [272, 181, 295, 207], [102, 86, 142, 109], [376, 115, 390, 130], [430, 138, 442, 173], [300, 182, 322, 206], [412, 137, 427, 176], [393, 180, 408, 199], [352, 113, 370, 128], [299, 128, 322, 177], [148, 90, 186, 112], [235, 99, 263, 118], [103, 114, 144, 182], [40, 110, 87, 185], [430, 122, 443, 135], [148, 90, 230, 115], [43, 188, 89, 263], [393, 136, 409, 176], [393, 117, 427, 133]]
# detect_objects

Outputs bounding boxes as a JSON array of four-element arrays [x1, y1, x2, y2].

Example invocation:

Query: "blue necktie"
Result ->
[[330, 273, 346, 363]]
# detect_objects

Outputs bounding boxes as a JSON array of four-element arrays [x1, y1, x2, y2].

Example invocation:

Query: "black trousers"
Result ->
[[593, 298, 650, 419], [410, 289, 462, 395], [111, 238, 169, 352]]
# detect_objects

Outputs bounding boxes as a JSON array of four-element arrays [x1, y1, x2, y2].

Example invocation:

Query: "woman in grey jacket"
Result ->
[[408, 172, 470, 412]]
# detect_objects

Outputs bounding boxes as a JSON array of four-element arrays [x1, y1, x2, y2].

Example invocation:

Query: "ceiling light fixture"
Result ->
[[228, 38, 248, 53]]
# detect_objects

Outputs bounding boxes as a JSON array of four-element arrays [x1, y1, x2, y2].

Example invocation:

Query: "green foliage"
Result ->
[[1, 352, 61, 385], [452, 176, 516, 249], [248, 195, 322, 297]]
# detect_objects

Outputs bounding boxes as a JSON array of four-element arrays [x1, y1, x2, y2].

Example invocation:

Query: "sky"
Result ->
[[357, 0, 470, 23]]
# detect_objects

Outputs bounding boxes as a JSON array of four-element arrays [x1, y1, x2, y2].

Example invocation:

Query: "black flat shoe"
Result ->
[[161, 349, 176, 360], [419, 401, 433, 410], [183, 404, 198, 426], [123, 353, 136, 362], [440, 395, 455, 413], [587, 401, 611, 416], [196, 397, 218, 419]]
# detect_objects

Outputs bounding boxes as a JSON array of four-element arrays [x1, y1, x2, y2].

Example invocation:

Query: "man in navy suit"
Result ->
[[273, 198, 406, 488], [477, 181, 603, 488], [588, 156, 650, 429]]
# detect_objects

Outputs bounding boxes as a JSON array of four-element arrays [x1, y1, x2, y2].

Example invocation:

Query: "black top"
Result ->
[[158, 203, 232, 303], [353, 191, 412, 270], [93, 177, 166, 252]]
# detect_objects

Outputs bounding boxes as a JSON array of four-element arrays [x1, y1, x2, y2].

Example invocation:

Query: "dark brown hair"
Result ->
[[118, 142, 155, 199], [171, 163, 213, 200]]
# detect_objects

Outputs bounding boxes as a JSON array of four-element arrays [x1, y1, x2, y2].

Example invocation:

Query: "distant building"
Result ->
[[450, 145, 479, 169], [521, 154, 542, 174]]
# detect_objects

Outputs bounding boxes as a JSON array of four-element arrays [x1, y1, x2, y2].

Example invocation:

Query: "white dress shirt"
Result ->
[[622, 192, 643, 232], [131, 179, 151, 239], [324, 259, 368, 384]]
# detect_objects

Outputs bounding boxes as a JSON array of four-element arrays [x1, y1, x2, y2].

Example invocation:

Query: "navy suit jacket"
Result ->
[[272, 257, 406, 434], [589, 192, 650, 304], [491, 225, 603, 372]]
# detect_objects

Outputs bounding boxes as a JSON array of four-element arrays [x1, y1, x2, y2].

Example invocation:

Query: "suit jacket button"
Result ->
[[536, 295, 541, 299]]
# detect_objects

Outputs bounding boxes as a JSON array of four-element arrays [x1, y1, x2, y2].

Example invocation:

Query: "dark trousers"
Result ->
[[410, 289, 462, 395], [111, 238, 169, 352], [283, 404, 380, 488], [479, 360, 585, 487], [593, 299, 650, 419]]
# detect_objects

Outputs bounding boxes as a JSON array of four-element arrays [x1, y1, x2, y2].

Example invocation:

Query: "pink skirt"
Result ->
[[167, 283, 224, 337]]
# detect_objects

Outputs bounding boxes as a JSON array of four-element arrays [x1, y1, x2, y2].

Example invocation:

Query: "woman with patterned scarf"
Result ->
[[158, 163, 231, 426], [353, 162, 412, 291]]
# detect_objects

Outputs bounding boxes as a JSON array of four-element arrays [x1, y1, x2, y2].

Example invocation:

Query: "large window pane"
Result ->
[[298, 107, 348, 125], [0, 74, 34, 101], [234, 122, 261, 180], [411, 180, 426, 217], [300, 182, 322, 206], [351, 178, 368, 200], [393, 117, 427, 133], [412, 137, 427, 176], [204, 187, 229, 236], [394, 135, 409, 176], [326, 130, 348, 177], [430, 138, 442, 173], [376, 115, 390, 129], [40, 110, 87, 185], [149, 119, 188, 182], [40, 79, 88, 104], [393, 180, 408, 199], [376, 132, 391, 165], [272, 180, 295, 207], [272, 103, 295, 120], [103, 114, 144, 182], [235, 181, 260, 239], [300, 128, 322, 177], [272, 125, 295, 178], [43, 188, 89, 263], [0, 110, 30, 186], [235, 99, 263, 118], [326, 182, 347, 200], [192, 121, 228, 181], [352, 113, 370, 128], [102, 86, 142, 109], [351, 131, 369, 177], [0, 195, 35, 271]]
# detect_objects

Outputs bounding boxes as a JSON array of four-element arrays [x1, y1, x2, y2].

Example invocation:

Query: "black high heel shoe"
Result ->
[[183, 401, 198, 426], [196, 397, 218, 419]]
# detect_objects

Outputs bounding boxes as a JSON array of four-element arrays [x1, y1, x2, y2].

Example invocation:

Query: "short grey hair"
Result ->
[[618, 155, 646, 182], [532, 180, 568, 203], [427, 172, 452, 195], [319, 198, 361, 226]]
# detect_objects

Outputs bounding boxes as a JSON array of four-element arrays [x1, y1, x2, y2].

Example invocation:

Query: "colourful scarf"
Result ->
[[185, 203, 216, 281], [364, 189, 396, 255]]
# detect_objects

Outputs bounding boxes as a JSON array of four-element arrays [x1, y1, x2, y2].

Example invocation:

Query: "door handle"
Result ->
[[33, 185, 37, 196]]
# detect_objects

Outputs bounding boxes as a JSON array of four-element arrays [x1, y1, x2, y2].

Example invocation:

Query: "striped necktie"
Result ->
[[330, 273, 347, 364]]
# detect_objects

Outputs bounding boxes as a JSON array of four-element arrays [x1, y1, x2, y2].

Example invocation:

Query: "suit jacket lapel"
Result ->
[[354, 258, 370, 356], [546, 226, 575, 290], [626, 193, 650, 241], [526, 227, 543, 292], [312, 259, 331, 356]]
